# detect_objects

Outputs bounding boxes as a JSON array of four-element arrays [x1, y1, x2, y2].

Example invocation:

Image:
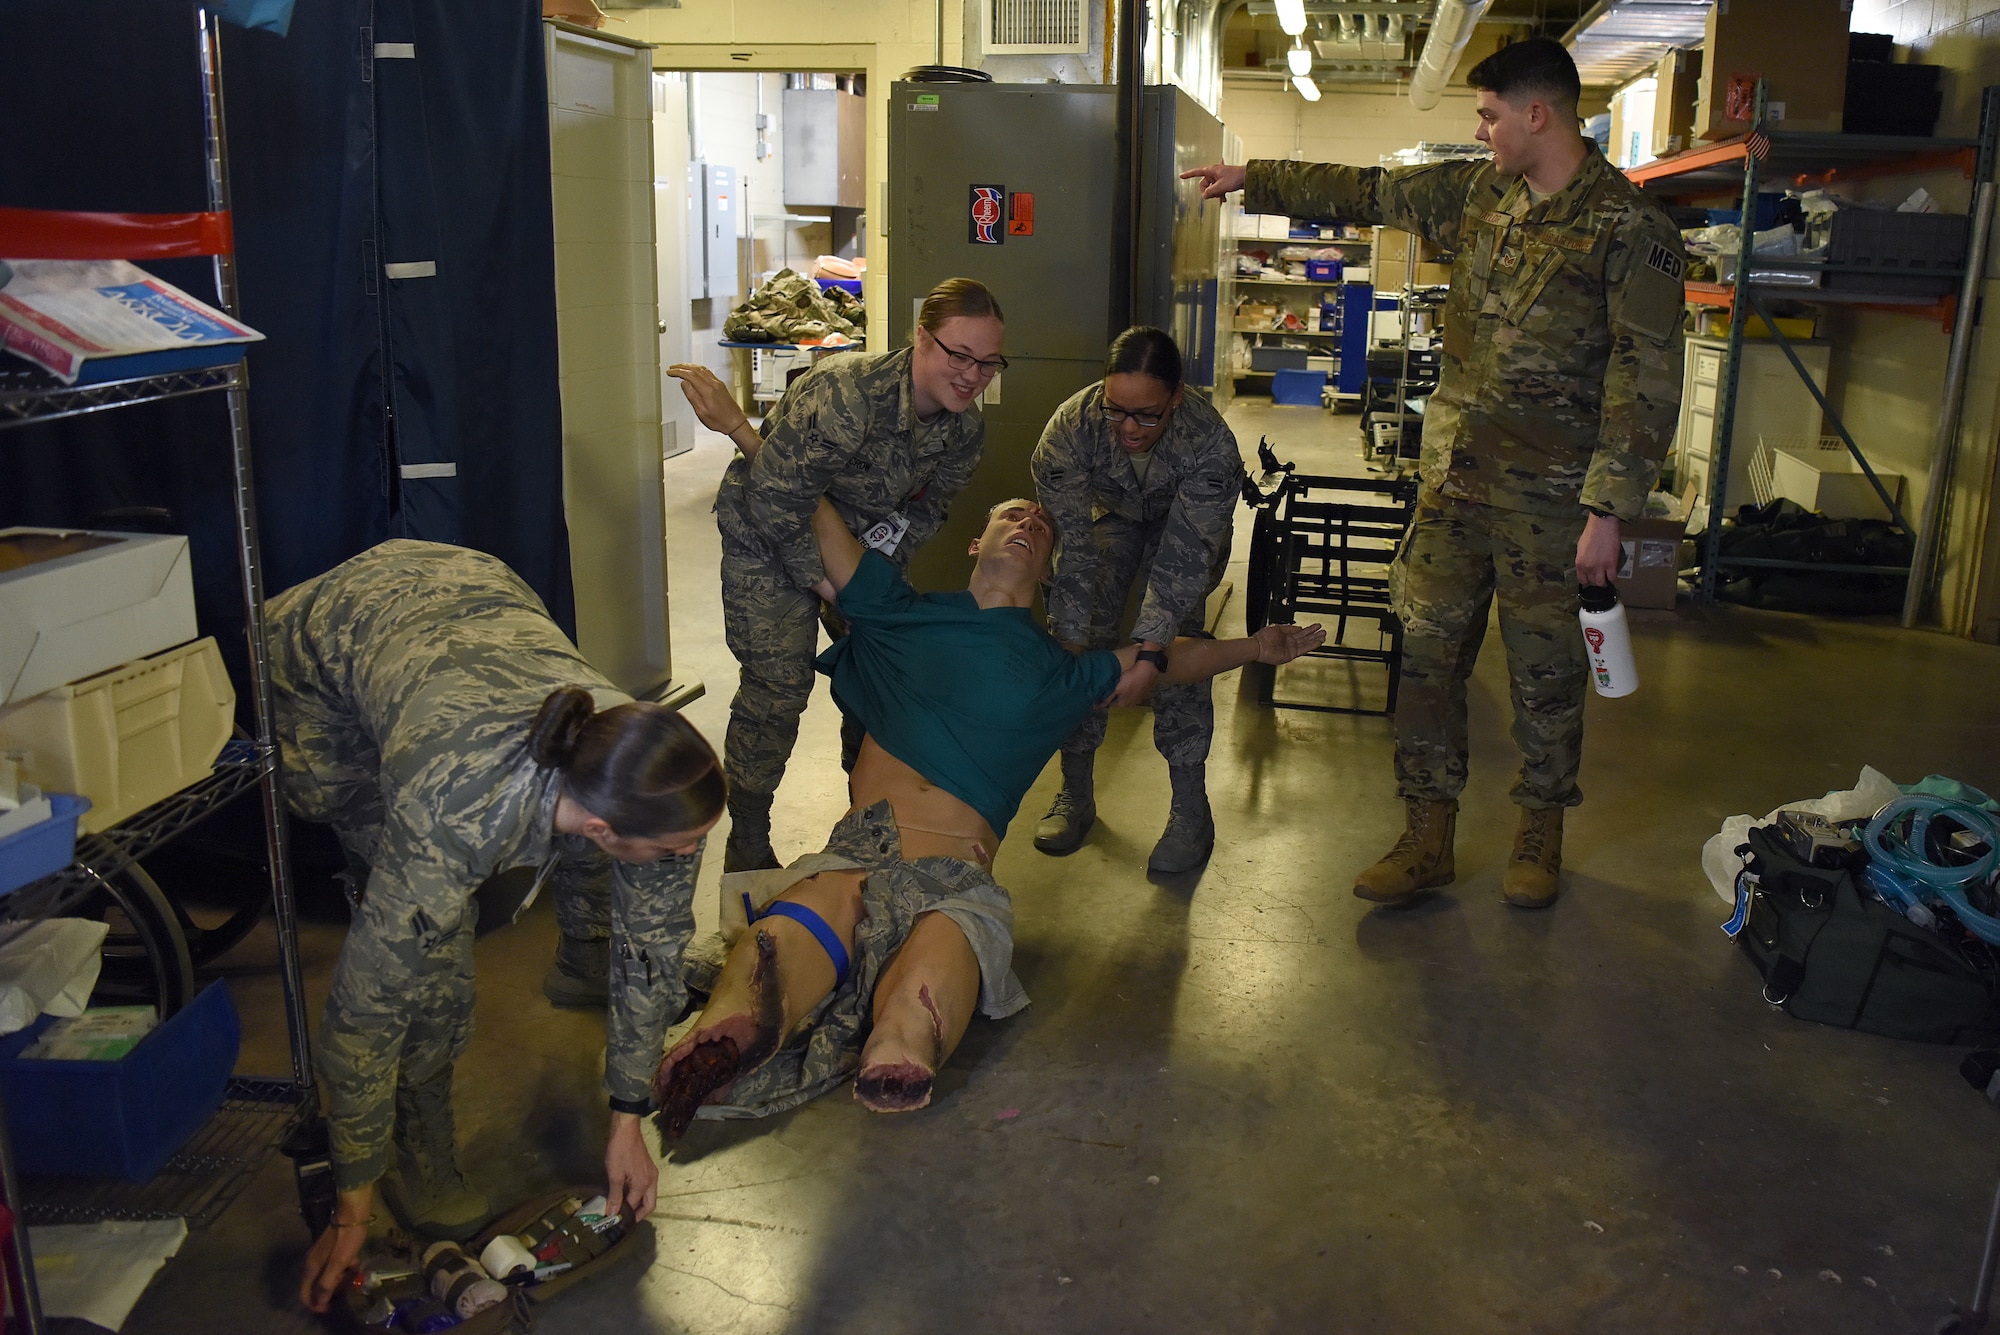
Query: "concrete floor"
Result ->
[[91, 396, 2000, 1333]]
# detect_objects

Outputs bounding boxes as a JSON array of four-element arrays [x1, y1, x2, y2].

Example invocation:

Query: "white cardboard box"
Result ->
[[0, 530, 197, 706], [1771, 448, 1904, 522]]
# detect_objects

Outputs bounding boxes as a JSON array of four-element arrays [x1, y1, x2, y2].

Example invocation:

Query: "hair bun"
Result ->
[[528, 686, 596, 769]]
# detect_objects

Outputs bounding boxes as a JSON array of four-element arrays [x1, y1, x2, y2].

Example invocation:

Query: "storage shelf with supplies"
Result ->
[[0, 12, 316, 1327], [1631, 79, 2000, 620]]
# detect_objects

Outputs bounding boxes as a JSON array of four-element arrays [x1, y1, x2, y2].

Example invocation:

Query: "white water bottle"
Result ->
[[1578, 583, 1638, 698]]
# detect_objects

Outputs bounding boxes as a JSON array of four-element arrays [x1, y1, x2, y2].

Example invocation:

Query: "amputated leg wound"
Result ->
[[652, 929, 785, 1140], [854, 983, 945, 1113]]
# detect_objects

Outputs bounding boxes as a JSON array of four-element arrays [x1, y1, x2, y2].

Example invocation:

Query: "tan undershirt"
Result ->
[[849, 735, 1000, 868]]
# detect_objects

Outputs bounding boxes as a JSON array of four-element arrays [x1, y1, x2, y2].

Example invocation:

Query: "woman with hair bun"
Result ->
[[1029, 326, 1246, 875], [269, 540, 723, 1314], [668, 276, 1005, 874]]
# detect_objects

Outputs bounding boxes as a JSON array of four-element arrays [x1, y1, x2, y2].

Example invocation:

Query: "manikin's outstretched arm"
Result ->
[[807, 496, 863, 601], [1107, 622, 1325, 688]]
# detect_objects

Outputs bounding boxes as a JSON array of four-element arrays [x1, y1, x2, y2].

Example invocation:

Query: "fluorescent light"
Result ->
[[1292, 74, 1320, 102], [1287, 44, 1311, 76], [1275, 0, 1306, 36]]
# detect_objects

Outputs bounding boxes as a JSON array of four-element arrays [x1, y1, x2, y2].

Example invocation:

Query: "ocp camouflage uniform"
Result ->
[[715, 346, 984, 805], [1244, 151, 1685, 807], [265, 540, 700, 1191], [1031, 382, 1244, 767]]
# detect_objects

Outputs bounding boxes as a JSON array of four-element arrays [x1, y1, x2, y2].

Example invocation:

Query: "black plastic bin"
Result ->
[[1825, 208, 1967, 298]]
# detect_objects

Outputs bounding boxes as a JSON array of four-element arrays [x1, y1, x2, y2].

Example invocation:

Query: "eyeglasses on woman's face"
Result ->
[[929, 331, 1009, 379], [1101, 404, 1166, 429]]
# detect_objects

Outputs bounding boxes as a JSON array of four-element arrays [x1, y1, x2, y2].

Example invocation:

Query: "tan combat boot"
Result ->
[[1501, 806, 1564, 909], [1353, 798, 1457, 904]]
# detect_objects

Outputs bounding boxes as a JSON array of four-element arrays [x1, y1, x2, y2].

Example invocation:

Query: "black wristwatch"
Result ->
[[1135, 648, 1169, 672]]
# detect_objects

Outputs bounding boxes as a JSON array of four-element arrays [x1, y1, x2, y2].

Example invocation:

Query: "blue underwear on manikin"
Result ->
[[742, 895, 852, 988]]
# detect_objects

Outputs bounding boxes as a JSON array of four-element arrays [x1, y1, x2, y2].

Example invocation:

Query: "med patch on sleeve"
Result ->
[[1613, 227, 1688, 344]]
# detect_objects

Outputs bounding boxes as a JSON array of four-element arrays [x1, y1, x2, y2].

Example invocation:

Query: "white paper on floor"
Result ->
[[1701, 765, 1903, 906], [26, 1217, 188, 1331]]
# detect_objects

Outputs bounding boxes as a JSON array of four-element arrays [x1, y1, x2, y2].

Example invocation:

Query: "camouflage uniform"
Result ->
[[1245, 151, 1685, 807], [715, 346, 984, 804], [265, 540, 701, 1191], [697, 800, 1027, 1121], [1031, 382, 1244, 767], [723, 268, 864, 344]]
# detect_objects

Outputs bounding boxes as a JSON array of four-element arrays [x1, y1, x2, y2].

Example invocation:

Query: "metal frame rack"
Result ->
[[1627, 81, 2000, 623], [0, 10, 314, 1331]]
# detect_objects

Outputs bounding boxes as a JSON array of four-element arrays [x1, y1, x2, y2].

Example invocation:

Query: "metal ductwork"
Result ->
[[1408, 0, 1492, 110]]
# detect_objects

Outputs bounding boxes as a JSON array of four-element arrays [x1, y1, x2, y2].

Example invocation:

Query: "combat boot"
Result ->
[[1148, 764, 1215, 875], [1033, 751, 1097, 855], [378, 1077, 491, 1242], [1353, 798, 1457, 904], [723, 790, 781, 873], [541, 932, 608, 1007], [1501, 806, 1564, 909]]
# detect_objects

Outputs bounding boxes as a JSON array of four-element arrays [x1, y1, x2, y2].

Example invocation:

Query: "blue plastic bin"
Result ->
[[1271, 369, 1328, 405], [0, 793, 90, 897], [1304, 258, 1342, 282], [816, 277, 862, 297], [0, 980, 240, 1182]]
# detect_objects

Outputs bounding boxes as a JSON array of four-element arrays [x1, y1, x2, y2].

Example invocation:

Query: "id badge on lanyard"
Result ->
[[861, 512, 912, 556]]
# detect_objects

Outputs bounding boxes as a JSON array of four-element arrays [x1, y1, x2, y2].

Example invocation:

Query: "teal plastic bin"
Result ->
[[0, 980, 240, 1182]]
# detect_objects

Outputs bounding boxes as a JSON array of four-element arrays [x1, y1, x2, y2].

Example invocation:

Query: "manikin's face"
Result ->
[[968, 498, 1055, 583], [912, 315, 1007, 415], [1473, 88, 1541, 176]]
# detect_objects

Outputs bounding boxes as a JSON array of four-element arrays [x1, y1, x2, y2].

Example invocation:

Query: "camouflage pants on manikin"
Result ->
[[1389, 488, 1588, 809], [1058, 511, 1232, 765]]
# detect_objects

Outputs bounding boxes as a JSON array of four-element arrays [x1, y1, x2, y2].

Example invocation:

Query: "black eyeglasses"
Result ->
[[1101, 404, 1167, 429], [929, 331, 1009, 378]]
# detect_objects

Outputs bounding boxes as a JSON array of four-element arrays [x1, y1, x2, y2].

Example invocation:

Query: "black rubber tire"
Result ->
[[1246, 510, 1276, 634], [86, 859, 198, 1018]]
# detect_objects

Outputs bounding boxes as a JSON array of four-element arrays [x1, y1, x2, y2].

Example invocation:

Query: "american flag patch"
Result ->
[[1645, 239, 1684, 281]]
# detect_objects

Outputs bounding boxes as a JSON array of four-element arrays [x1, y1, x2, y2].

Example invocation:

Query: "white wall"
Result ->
[[1219, 81, 1484, 167]]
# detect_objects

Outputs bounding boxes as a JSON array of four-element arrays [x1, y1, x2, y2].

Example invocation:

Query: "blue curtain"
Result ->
[[0, 0, 577, 690]]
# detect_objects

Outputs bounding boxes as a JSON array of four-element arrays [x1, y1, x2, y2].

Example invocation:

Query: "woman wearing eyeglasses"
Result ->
[[669, 277, 1005, 873], [1028, 326, 1246, 875]]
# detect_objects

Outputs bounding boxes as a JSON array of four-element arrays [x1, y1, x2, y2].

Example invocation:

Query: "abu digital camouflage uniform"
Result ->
[[694, 800, 1027, 1121], [1031, 382, 1244, 768], [265, 540, 701, 1191], [715, 346, 984, 801], [1244, 151, 1685, 808]]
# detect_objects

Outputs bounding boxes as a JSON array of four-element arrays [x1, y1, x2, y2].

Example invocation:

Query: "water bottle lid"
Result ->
[[1578, 582, 1620, 612]]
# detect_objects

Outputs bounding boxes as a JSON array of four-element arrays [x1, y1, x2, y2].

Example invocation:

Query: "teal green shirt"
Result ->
[[816, 551, 1122, 835]]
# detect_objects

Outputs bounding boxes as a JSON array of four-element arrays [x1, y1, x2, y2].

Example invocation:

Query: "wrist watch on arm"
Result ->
[[1134, 648, 1169, 672]]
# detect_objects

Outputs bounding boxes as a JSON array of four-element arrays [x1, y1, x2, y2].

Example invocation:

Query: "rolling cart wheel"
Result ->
[[1246, 511, 1276, 634], [79, 859, 198, 1018]]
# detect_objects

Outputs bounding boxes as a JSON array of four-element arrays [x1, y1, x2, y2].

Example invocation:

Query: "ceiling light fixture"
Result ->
[[1274, 0, 1306, 37], [1292, 73, 1320, 101], [1288, 43, 1312, 76]]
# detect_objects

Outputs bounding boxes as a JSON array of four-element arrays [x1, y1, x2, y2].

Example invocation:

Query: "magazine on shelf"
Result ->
[[0, 259, 264, 385]]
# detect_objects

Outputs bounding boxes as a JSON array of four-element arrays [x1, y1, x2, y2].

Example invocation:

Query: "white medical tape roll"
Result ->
[[480, 1234, 537, 1279]]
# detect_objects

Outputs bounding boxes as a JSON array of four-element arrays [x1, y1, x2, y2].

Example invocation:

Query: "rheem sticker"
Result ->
[[969, 185, 1005, 245]]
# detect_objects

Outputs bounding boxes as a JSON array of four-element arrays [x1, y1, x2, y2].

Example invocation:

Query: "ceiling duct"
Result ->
[[1408, 0, 1492, 110]]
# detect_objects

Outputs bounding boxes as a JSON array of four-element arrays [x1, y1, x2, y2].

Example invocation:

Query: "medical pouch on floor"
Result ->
[[1732, 824, 2000, 1044]]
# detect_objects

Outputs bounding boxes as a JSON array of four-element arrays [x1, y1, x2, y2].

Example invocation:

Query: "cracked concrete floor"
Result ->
[[91, 396, 2000, 1334]]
